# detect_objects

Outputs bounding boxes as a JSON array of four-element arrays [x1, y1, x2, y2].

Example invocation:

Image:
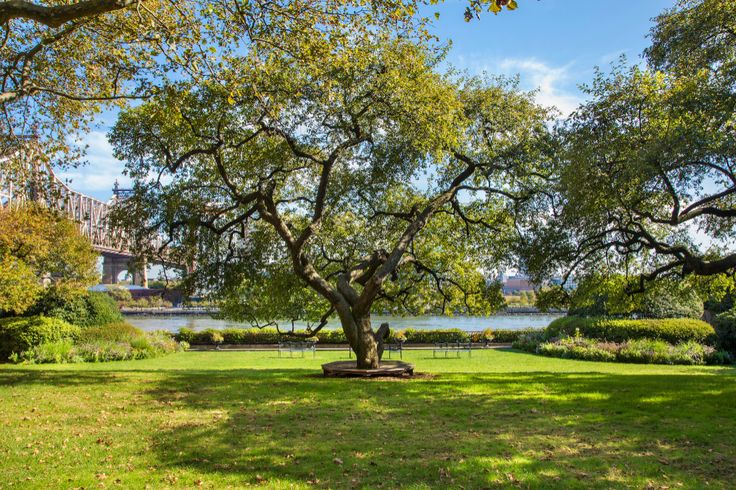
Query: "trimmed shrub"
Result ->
[[714, 308, 736, 353], [316, 329, 348, 344], [399, 328, 469, 343], [0, 316, 80, 360], [494, 328, 543, 343], [175, 327, 476, 345], [546, 316, 715, 344]]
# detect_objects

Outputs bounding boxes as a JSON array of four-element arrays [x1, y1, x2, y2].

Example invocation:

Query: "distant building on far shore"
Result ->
[[496, 273, 535, 294]]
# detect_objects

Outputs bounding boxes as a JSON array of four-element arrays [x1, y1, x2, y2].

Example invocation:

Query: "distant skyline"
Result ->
[[59, 0, 676, 202]]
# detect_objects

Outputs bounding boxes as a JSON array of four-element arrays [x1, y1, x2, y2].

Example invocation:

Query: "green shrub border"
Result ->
[[545, 316, 716, 344], [174, 327, 544, 345]]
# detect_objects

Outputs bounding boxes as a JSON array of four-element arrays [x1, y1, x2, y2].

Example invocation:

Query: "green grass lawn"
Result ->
[[1, 349, 734, 489]]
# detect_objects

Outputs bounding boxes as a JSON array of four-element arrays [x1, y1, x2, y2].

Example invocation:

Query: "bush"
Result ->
[[511, 331, 546, 352], [494, 328, 544, 343], [538, 337, 618, 362], [714, 308, 736, 353], [618, 339, 674, 364], [470, 328, 494, 343], [107, 286, 133, 303], [0, 316, 80, 360], [15, 329, 185, 364], [33, 291, 122, 327], [78, 322, 144, 343], [546, 316, 715, 344], [398, 328, 469, 343], [529, 335, 726, 366]]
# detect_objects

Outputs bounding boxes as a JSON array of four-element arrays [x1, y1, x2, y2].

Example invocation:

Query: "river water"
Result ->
[[126, 313, 563, 333]]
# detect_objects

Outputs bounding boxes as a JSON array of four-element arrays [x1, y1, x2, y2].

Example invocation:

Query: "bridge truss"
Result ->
[[0, 147, 132, 257]]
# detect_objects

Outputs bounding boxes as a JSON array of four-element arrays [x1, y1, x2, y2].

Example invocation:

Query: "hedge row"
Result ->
[[545, 316, 716, 344], [174, 327, 543, 345]]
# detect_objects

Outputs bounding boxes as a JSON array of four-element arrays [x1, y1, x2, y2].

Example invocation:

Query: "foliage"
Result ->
[[511, 330, 546, 352], [520, 0, 736, 292], [1, 0, 520, 164], [0, 206, 98, 316], [78, 322, 145, 343], [398, 328, 470, 343], [12, 324, 185, 364], [0, 315, 80, 360], [107, 286, 133, 303], [118, 296, 173, 309], [0, 256, 42, 315], [492, 328, 543, 343], [562, 274, 704, 319], [175, 326, 544, 345], [31, 291, 122, 328], [470, 328, 494, 342], [533, 336, 727, 366], [714, 308, 736, 353], [175, 327, 489, 345], [110, 29, 553, 366], [538, 337, 618, 363], [545, 316, 716, 345]]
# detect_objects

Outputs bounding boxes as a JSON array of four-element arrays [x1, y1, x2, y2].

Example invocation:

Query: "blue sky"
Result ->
[[62, 0, 676, 201]]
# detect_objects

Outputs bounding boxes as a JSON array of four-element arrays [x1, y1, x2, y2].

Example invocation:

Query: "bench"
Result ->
[[433, 341, 472, 358], [278, 341, 317, 358], [384, 341, 404, 360], [347, 341, 404, 360]]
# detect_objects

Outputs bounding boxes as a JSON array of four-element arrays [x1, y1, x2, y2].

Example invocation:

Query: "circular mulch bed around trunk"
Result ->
[[321, 360, 415, 378]]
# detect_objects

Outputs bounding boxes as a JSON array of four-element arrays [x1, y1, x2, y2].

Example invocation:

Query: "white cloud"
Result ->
[[56, 131, 131, 201], [455, 55, 584, 116]]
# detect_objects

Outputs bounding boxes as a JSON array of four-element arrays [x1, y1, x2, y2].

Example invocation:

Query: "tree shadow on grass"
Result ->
[[140, 368, 736, 489]]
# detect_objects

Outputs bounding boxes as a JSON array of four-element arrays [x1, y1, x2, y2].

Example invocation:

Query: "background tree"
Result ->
[[110, 32, 553, 368], [519, 0, 736, 296], [0, 204, 98, 315]]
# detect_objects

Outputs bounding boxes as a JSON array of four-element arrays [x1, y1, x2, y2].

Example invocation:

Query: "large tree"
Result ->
[[0, 204, 98, 315], [520, 0, 736, 296], [110, 34, 553, 368]]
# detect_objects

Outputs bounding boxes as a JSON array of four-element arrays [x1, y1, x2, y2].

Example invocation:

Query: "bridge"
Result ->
[[0, 147, 153, 286]]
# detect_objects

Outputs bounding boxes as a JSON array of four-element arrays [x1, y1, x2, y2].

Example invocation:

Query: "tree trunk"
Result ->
[[342, 314, 381, 369]]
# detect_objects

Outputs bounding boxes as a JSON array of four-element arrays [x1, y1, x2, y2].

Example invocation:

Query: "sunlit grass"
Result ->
[[1, 349, 734, 488]]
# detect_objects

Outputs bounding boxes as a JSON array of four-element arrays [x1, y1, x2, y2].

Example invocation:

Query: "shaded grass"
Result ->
[[0, 349, 734, 488]]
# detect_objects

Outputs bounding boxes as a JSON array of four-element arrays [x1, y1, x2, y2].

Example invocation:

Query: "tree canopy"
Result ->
[[0, 205, 98, 315], [519, 0, 736, 296], [110, 27, 553, 367], [0, 0, 520, 163]]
